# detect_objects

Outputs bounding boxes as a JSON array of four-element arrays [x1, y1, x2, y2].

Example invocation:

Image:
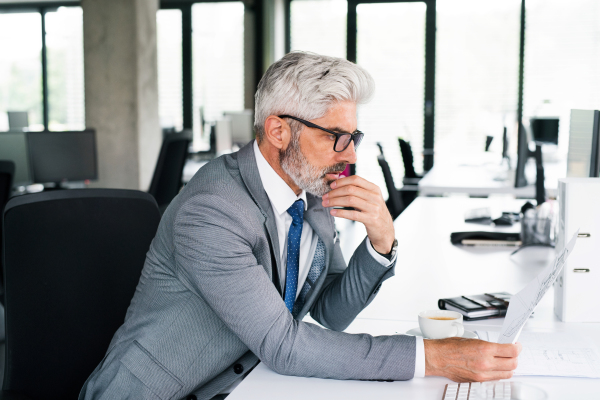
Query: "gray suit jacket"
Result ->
[[79, 142, 416, 400]]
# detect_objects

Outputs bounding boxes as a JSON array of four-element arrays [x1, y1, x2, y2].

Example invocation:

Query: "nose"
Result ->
[[338, 140, 357, 164]]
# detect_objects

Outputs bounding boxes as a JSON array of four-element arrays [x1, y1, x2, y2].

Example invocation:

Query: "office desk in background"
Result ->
[[227, 197, 600, 400], [418, 157, 566, 198]]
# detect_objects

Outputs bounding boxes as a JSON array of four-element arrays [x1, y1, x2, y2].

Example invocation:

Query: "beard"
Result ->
[[279, 134, 347, 197]]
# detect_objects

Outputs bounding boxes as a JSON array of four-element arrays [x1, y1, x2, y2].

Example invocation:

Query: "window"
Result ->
[[192, 1, 245, 148], [355, 2, 427, 196], [435, 0, 521, 163], [0, 6, 84, 132], [46, 6, 85, 131], [0, 11, 43, 131], [157, 9, 183, 131], [523, 0, 600, 156], [157, 1, 246, 151], [290, 0, 347, 58]]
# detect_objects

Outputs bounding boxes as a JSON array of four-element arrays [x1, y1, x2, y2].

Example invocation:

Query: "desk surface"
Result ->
[[418, 157, 566, 197], [227, 197, 600, 400]]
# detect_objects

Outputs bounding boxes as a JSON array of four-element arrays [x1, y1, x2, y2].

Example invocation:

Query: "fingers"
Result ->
[[325, 195, 370, 211], [490, 356, 519, 372], [493, 342, 522, 358], [329, 207, 366, 223], [324, 183, 378, 204], [330, 175, 380, 194]]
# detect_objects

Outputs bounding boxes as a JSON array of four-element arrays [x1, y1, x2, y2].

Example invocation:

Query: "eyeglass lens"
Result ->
[[335, 132, 363, 152]]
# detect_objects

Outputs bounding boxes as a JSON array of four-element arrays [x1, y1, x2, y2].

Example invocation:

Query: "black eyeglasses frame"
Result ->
[[278, 115, 364, 153]]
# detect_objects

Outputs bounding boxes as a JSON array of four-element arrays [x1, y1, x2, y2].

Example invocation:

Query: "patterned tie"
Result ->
[[284, 199, 305, 313]]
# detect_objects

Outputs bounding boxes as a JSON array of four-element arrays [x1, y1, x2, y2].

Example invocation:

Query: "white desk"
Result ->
[[418, 158, 566, 198], [228, 197, 600, 400]]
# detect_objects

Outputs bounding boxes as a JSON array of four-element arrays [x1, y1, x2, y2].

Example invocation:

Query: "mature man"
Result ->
[[80, 52, 520, 400]]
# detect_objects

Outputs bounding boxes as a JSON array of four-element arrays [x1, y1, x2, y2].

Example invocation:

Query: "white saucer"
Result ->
[[405, 327, 478, 339]]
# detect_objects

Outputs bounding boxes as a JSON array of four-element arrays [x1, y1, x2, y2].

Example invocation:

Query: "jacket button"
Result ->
[[233, 363, 244, 374], [186, 395, 197, 400]]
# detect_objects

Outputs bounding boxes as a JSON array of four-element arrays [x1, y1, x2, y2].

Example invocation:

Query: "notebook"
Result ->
[[438, 292, 511, 320]]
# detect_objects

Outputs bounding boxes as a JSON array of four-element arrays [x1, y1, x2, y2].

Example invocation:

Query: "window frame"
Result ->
[[286, 0, 530, 173], [160, 0, 261, 134], [0, 1, 82, 131]]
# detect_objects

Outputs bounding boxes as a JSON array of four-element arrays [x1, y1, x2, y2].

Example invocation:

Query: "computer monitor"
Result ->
[[223, 110, 254, 146], [27, 130, 98, 184], [515, 122, 546, 205], [7, 111, 29, 131], [567, 109, 600, 178], [0, 132, 32, 186], [514, 122, 530, 188], [530, 117, 559, 145]]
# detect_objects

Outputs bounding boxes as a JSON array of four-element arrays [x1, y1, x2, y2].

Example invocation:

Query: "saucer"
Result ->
[[405, 327, 478, 339]]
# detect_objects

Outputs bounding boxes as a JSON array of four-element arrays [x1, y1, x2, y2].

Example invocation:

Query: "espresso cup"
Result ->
[[418, 310, 464, 339]]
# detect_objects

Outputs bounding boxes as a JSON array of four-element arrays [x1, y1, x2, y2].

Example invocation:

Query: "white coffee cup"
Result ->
[[418, 310, 464, 339]]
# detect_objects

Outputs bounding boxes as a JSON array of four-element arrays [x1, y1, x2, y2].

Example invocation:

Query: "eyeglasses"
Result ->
[[278, 115, 364, 153]]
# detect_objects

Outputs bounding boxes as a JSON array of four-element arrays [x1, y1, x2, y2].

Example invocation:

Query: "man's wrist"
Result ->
[[371, 238, 398, 260]]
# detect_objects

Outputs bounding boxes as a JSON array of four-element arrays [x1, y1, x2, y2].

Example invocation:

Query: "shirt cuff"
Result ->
[[366, 237, 396, 267], [414, 336, 425, 378]]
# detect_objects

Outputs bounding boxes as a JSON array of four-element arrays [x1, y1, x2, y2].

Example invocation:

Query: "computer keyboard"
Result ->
[[442, 382, 512, 400]]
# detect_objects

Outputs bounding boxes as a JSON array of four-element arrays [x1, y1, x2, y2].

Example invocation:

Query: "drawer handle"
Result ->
[[573, 268, 590, 273], [577, 233, 591, 238]]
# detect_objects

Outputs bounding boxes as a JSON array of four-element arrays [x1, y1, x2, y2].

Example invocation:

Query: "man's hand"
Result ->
[[321, 175, 395, 254], [425, 338, 522, 382]]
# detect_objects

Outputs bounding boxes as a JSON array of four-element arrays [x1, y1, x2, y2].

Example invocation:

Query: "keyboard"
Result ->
[[442, 382, 512, 400]]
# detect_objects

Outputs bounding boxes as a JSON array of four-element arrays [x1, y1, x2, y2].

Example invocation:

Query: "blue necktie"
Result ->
[[284, 199, 305, 313]]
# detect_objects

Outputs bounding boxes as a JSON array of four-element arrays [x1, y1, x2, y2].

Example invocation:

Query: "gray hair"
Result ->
[[254, 51, 375, 143]]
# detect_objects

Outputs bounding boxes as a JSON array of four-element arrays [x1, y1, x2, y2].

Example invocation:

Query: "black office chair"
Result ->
[[377, 154, 405, 220], [0, 160, 15, 300], [148, 130, 192, 213], [1, 189, 161, 400], [0, 161, 13, 206], [398, 138, 423, 185]]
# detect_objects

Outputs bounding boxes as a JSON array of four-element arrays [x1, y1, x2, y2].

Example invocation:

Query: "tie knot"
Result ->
[[287, 199, 305, 225]]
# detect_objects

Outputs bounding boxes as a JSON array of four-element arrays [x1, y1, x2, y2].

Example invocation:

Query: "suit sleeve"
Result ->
[[173, 192, 416, 381], [308, 233, 396, 332]]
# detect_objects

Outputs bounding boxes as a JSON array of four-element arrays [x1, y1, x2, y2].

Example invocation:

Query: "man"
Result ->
[[80, 52, 520, 400]]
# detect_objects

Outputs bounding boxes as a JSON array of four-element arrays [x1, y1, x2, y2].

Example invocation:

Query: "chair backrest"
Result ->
[[0, 160, 15, 293], [2, 189, 161, 400], [377, 155, 404, 219], [0, 161, 14, 211], [398, 138, 419, 179], [148, 130, 192, 208]]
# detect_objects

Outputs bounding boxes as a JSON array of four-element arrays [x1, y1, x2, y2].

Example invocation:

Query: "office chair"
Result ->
[[0, 161, 14, 211], [377, 154, 405, 219], [398, 138, 423, 185], [1, 189, 161, 400], [0, 161, 14, 301], [148, 130, 192, 213]]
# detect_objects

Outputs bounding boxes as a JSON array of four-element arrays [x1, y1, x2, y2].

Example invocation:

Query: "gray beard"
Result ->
[[279, 135, 346, 197]]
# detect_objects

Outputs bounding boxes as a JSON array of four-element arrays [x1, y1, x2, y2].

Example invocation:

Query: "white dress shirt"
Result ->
[[253, 141, 425, 378]]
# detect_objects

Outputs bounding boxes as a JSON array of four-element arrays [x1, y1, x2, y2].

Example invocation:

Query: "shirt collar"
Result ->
[[253, 140, 308, 216]]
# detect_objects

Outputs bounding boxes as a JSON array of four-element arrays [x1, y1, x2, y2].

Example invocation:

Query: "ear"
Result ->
[[263, 116, 291, 150]]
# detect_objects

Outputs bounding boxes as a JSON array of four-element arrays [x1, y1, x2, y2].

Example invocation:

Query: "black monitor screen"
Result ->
[[530, 118, 559, 144], [27, 130, 98, 183], [0, 132, 32, 186]]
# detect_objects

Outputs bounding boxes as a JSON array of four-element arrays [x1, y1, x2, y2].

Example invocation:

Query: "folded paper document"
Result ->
[[498, 230, 578, 344]]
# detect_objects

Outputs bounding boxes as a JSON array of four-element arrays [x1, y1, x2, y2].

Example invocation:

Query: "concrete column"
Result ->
[[82, 0, 161, 190]]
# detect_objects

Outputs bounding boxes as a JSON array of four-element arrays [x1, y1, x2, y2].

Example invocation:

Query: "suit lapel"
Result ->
[[237, 142, 282, 291]]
